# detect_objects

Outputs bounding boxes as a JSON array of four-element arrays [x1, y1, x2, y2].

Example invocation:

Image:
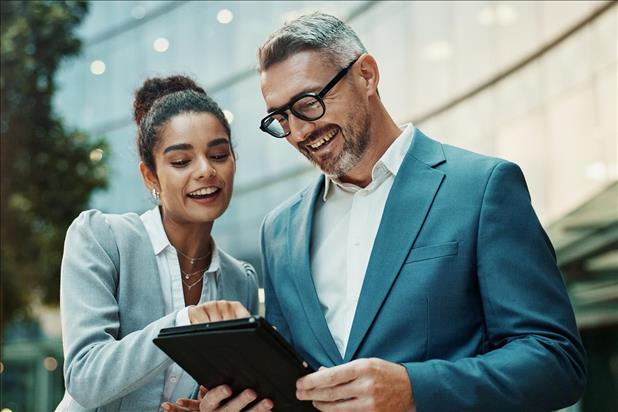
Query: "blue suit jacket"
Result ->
[[260, 129, 585, 411]]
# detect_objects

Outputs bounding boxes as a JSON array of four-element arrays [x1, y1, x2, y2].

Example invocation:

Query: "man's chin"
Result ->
[[317, 162, 350, 179]]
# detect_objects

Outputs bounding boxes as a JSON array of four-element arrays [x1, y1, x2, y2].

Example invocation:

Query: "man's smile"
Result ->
[[304, 127, 339, 153]]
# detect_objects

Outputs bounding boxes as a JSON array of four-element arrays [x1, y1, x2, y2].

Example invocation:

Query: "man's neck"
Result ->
[[339, 110, 402, 188]]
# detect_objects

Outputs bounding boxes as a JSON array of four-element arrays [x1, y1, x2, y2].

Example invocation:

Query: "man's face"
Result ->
[[260, 51, 370, 178]]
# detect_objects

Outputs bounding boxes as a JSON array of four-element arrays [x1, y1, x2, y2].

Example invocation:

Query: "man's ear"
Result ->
[[356, 53, 380, 98], [139, 161, 159, 192]]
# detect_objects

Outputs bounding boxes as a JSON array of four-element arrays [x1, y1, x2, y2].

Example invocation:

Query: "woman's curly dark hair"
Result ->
[[133, 75, 231, 172]]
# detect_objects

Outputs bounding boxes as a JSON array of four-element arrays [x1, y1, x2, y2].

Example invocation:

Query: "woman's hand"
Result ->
[[188, 300, 250, 324], [162, 385, 273, 412]]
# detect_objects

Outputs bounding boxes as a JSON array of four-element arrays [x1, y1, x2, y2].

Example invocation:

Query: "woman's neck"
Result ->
[[160, 209, 214, 259]]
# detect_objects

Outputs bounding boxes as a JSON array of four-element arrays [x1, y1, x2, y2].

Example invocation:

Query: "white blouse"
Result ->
[[141, 206, 220, 406]]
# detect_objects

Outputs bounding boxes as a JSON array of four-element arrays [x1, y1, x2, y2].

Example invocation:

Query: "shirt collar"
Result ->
[[140, 206, 221, 275], [323, 123, 415, 201], [141, 206, 171, 255]]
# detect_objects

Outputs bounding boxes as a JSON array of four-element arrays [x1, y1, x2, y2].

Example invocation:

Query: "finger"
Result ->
[[200, 385, 232, 411], [297, 378, 359, 402], [218, 389, 257, 412], [230, 301, 250, 318], [161, 402, 195, 412], [245, 398, 274, 412], [297, 362, 358, 390], [177, 398, 201, 410], [198, 385, 208, 400], [217, 300, 236, 320], [312, 398, 364, 412], [189, 306, 209, 324], [216, 300, 250, 320], [206, 302, 223, 322]]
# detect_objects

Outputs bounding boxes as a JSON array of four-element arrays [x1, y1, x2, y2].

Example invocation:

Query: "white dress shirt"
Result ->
[[140, 206, 220, 406], [310, 123, 414, 357]]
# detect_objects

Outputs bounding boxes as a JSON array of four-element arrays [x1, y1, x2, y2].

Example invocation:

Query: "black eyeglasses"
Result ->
[[260, 58, 359, 138]]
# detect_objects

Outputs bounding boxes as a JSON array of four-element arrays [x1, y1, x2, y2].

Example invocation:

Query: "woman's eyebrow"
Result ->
[[163, 143, 192, 154], [208, 138, 230, 148]]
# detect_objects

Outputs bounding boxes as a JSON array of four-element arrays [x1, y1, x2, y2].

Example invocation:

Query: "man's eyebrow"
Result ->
[[163, 143, 192, 154], [266, 87, 320, 113]]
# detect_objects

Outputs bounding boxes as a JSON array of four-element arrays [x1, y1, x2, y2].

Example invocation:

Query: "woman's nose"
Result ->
[[196, 158, 215, 179]]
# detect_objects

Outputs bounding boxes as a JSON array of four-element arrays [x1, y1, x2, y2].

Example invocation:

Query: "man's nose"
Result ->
[[288, 114, 316, 144]]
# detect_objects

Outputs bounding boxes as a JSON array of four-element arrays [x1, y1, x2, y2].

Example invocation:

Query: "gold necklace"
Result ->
[[181, 267, 205, 280], [182, 273, 204, 290], [176, 247, 212, 265]]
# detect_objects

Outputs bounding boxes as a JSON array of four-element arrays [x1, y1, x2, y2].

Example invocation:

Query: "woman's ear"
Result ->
[[139, 161, 159, 192], [356, 53, 380, 98]]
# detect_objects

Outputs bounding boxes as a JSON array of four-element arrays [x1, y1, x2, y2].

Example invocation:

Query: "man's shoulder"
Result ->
[[444, 143, 505, 170], [262, 177, 319, 230], [417, 131, 510, 175]]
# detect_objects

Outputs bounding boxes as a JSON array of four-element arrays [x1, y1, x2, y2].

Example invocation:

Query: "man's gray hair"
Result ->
[[257, 12, 367, 72]]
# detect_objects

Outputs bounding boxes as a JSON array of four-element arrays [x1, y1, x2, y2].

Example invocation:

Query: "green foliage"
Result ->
[[1, 0, 108, 330]]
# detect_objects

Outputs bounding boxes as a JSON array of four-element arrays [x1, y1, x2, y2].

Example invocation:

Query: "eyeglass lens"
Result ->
[[264, 95, 324, 137]]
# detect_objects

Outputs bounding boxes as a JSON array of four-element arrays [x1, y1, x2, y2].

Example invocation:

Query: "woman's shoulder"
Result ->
[[70, 209, 142, 236], [67, 209, 149, 251], [72, 208, 141, 224]]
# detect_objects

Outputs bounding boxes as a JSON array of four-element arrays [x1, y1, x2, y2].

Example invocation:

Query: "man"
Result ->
[[257, 12, 585, 412], [166, 12, 585, 412]]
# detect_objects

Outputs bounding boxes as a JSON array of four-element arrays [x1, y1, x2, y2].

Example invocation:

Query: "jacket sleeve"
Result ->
[[405, 161, 586, 412], [60, 211, 175, 409], [241, 261, 260, 315]]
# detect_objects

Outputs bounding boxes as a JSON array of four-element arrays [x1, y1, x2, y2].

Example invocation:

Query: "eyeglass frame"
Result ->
[[259, 57, 360, 138]]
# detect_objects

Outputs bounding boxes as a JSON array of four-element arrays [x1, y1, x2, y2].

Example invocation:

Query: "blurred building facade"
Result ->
[[2, 1, 616, 411]]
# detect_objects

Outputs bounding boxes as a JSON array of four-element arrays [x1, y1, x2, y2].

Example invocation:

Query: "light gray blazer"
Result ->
[[56, 210, 259, 411]]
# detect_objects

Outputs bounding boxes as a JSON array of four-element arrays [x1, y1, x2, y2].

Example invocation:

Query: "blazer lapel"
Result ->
[[289, 178, 343, 365], [344, 130, 446, 361]]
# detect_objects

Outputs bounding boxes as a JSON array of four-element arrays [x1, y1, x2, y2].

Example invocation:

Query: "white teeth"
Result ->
[[189, 187, 219, 196], [309, 129, 337, 149]]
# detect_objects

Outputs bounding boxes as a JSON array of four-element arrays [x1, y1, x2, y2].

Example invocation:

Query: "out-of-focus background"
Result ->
[[1, 1, 616, 411]]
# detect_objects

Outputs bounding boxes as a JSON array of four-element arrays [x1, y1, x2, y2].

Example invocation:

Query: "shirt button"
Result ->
[[169, 376, 177, 383]]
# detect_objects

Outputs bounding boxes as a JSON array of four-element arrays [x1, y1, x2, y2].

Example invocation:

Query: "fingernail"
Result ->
[[223, 386, 232, 396], [245, 389, 257, 399], [161, 403, 170, 411], [264, 399, 274, 408]]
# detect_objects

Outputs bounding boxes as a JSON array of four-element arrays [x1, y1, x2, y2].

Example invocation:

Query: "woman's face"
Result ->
[[144, 111, 235, 226]]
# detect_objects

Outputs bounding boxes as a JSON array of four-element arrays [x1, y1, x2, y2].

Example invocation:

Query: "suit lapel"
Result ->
[[344, 130, 446, 361], [289, 178, 343, 365]]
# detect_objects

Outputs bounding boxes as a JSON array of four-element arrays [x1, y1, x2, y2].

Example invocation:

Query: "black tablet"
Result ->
[[153, 316, 316, 411]]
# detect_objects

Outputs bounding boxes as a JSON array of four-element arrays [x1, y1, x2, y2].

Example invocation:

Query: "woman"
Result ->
[[57, 76, 271, 412]]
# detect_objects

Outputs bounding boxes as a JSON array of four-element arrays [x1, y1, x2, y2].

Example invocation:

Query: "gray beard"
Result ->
[[304, 113, 371, 178]]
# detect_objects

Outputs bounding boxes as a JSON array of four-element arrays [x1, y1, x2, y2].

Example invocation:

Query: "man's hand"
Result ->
[[188, 300, 250, 324], [296, 358, 415, 412], [162, 385, 273, 412]]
